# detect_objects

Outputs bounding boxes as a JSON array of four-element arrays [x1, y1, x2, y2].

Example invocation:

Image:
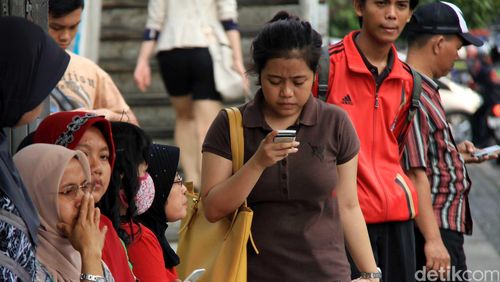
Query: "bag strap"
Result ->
[[225, 107, 244, 173], [397, 63, 422, 147], [224, 107, 259, 254], [317, 45, 330, 102]]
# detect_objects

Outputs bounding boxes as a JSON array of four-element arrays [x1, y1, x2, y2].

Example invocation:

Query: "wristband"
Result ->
[[80, 273, 105, 282], [143, 28, 160, 41], [360, 267, 382, 279]]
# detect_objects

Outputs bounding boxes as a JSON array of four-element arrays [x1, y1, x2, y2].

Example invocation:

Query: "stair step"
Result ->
[[131, 102, 173, 128], [99, 36, 255, 65], [142, 126, 173, 139], [102, 0, 146, 9], [102, 0, 301, 9], [100, 25, 259, 42], [124, 92, 170, 106], [100, 8, 146, 33], [108, 72, 165, 94], [100, 5, 300, 41]]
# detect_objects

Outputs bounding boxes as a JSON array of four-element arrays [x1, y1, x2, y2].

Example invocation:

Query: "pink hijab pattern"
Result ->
[[13, 144, 91, 281]]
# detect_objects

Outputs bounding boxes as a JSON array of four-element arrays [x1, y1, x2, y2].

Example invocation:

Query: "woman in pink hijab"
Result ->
[[14, 144, 114, 281]]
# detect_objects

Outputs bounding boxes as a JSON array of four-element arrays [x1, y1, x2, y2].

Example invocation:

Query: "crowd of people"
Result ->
[[0, 0, 498, 282]]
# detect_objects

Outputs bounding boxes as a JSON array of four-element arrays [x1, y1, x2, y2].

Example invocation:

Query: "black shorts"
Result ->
[[156, 48, 222, 101]]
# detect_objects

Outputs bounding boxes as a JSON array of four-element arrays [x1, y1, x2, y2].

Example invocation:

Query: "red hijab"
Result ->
[[33, 111, 136, 281], [33, 111, 115, 168]]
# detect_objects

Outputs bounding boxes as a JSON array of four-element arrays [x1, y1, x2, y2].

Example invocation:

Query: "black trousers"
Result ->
[[348, 220, 416, 282], [415, 228, 469, 281]]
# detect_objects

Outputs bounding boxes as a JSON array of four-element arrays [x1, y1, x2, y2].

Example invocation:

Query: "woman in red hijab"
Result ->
[[32, 111, 136, 282]]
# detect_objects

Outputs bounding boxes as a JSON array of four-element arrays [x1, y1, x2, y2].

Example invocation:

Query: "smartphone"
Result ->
[[273, 130, 297, 143], [472, 145, 500, 158], [184, 268, 206, 282]]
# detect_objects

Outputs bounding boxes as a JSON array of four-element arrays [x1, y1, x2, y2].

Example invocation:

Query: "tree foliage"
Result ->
[[328, 0, 500, 38]]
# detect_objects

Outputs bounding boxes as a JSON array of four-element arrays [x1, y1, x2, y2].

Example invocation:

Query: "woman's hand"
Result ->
[[249, 131, 299, 170], [57, 192, 107, 258], [134, 59, 152, 92]]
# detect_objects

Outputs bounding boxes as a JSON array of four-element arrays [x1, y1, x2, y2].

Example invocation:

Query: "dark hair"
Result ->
[[356, 0, 419, 27], [491, 45, 499, 64], [49, 0, 84, 18], [99, 122, 151, 245], [249, 11, 323, 83], [406, 32, 457, 49], [406, 31, 435, 48]]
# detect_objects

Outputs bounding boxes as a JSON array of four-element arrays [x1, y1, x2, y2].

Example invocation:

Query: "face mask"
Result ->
[[135, 172, 155, 215]]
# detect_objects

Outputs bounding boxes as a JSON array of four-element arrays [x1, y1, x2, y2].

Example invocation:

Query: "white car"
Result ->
[[435, 76, 482, 143], [397, 51, 482, 143]]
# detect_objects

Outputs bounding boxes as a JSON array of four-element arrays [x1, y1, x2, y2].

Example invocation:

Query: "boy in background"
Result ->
[[48, 0, 139, 125]]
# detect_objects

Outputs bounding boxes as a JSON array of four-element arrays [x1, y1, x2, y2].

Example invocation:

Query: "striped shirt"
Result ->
[[402, 74, 472, 234]]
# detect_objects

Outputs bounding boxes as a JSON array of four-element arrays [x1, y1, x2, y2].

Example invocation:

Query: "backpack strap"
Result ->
[[407, 65, 422, 123], [397, 63, 422, 146], [317, 45, 330, 102]]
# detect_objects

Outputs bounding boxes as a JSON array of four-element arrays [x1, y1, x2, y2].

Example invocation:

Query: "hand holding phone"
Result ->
[[471, 145, 500, 158], [184, 268, 206, 282], [273, 130, 296, 143]]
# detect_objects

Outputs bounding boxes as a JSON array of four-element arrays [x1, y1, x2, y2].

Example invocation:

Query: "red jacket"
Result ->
[[314, 31, 418, 223]]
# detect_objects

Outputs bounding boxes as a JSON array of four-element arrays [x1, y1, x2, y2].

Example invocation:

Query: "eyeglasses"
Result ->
[[173, 173, 183, 186], [58, 182, 94, 198]]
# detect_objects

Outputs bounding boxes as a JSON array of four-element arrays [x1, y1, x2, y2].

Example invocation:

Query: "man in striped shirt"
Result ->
[[402, 2, 497, 281]]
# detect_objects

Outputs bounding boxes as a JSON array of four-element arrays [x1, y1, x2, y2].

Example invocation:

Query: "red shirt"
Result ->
[[100, 215, 136, 282], [313, 31, 418, 223], [122, 222, 178, 282]]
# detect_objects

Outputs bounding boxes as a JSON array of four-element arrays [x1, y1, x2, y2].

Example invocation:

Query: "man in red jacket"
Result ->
[[314, 0, 419, 281]]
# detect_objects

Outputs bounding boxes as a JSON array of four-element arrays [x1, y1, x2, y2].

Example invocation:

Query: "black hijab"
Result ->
[[138, 144, 180, 269], [0, 16, 70, 243]]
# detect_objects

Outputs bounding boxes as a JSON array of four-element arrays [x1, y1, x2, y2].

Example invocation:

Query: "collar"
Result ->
[[420, 72, 440, 90], [243, 89, 319, 129], [354, 35, 394, 78], [343, 30, 408, 80]]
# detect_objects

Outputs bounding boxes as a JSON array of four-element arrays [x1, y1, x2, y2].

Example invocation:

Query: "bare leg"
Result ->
[[193, 99, 222, 180], [169, 96, 200, 188]]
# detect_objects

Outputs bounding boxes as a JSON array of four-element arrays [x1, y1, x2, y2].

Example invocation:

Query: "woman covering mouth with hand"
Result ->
[[29, 111, 137, 282], [14, 144, 114, 281]]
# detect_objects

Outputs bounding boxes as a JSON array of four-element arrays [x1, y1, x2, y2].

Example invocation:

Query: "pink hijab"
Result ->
[[13, 144, 91, 281]]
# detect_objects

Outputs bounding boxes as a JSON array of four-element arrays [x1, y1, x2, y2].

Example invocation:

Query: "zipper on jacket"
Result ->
[[372, 80, 388, 220], [374, 82, 381, 108]]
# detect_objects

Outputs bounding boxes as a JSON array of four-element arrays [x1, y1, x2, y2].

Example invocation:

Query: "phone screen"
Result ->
[[273, 130, 297, 143], [184, 268, 206, 282], [472, 145, 500, 158]]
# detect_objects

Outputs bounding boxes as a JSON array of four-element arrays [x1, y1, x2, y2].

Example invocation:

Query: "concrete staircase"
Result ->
[[99, 0, 327, 143]]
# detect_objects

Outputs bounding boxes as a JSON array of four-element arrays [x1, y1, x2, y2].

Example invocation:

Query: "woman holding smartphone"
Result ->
[[201, 11, 380, 282]]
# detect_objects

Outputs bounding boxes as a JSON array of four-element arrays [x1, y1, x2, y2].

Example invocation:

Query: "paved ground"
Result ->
[[463, 161, 500, 281]]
